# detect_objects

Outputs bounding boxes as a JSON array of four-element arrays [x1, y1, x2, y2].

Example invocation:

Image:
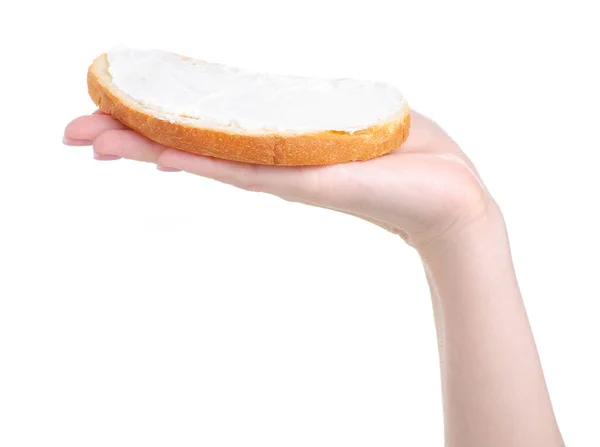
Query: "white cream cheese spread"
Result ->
[[107, 48, 405, 133]]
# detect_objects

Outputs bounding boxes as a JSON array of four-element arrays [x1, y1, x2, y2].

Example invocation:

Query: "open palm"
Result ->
[[64, 109, 489, 248]]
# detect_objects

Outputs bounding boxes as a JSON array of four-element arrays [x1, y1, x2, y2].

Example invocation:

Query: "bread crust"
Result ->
[[88, 54, 410, 166]]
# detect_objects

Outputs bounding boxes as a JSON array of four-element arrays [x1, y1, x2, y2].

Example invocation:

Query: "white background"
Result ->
[[1, 0, 599, 445]]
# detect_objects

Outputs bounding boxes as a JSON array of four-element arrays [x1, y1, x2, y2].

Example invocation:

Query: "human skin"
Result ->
[[64, 109, 564, 446]]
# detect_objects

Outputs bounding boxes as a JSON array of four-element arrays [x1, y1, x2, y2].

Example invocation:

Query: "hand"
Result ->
[[64, 111, 565, 446], [63, 110, 492, 251]]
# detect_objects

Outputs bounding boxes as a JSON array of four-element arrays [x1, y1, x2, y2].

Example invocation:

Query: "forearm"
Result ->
[[419, 202, 563, 447]]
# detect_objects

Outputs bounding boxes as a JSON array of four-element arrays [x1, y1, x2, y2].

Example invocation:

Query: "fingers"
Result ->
[[63, 111, 168, 163], [64, 114, 128, 145], [63, 110, 324, 202], [69, 118, 330, 204], [94, 129, 167, 163], [157, 149, 332, 202], [62, 110, 341, 208]]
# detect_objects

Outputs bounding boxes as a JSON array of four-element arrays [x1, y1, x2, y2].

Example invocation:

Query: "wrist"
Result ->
[[414, 196, 506, 263]]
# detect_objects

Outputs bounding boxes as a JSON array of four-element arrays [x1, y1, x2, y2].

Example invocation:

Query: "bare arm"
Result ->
[[421, 203, 563, 446], [64, 109, 564, 445]]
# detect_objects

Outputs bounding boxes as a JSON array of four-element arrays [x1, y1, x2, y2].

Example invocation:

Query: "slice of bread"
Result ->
[[87, 48, 410, 166]]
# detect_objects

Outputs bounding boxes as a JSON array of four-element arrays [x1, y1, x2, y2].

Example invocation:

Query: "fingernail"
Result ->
[[63, 137, 93, 146], [156, 165, 181, 172], [94, 153, 121, 161]]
